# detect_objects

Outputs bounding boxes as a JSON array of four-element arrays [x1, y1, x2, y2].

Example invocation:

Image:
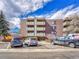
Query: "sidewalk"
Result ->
[[39, 41, 51, 45], [0, 42, 9, 49]]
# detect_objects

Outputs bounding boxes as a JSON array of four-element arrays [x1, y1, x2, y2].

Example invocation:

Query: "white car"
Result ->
[[24, 37, 38, 46]]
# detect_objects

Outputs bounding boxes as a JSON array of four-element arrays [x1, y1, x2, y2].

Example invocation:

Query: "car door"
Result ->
[[62, 37, 71, 45], [56, 37, 66, 45], [54, 38, 64, 44], [57, 39, 65, 44], [74, 39, 79, 45]]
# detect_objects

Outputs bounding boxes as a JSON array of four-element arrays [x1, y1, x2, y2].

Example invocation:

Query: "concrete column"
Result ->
[[34, 19, 37, 36]]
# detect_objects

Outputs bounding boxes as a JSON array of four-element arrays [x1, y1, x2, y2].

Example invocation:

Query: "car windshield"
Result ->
[[13, 38, 22, 42], [31, 38, 36, 40], [56, 36, 70, 40], [56, 37, 64, 40]]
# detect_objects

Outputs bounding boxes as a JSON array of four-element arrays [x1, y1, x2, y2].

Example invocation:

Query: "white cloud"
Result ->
[[64, 7, 79, 18], [0, 0, 51, 18], [0, 1, 4, 10], [49, 5, 75, 19], [0, 0, 51, 30], [9, 18, 20, 28], [26, 5, 79, 20]]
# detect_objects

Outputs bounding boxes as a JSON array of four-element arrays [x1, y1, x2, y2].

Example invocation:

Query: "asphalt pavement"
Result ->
[[0, 41, 78, 49], [0, 41, 71, 49], [0, 41, 79, 59], [0, 51, 79, 59]]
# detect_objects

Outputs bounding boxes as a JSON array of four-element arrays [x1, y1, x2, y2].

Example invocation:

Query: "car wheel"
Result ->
[[23, 44, 27, 48], [27, 44, 30, 47], [20, 45, 23, 47], [11, 46, 14, 48], [35, 44, 38, 46], [69, 43, 76, 48], [52, 42, 57, 45]]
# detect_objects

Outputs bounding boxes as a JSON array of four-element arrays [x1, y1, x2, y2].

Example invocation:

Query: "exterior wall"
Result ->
[[45, 20, 56, 39], [36, 18, 46, 37], [20, 19, 27, 37], [55, 19, 63, 37], [26, 18, 35, 36], [26, 18, 46, 37]]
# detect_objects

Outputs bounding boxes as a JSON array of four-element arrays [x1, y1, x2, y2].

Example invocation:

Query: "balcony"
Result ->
[[27, 33, 35, 36], [27, 22, 34, 25], [36, 22, 45, 25], [27, 27, 34, 31], [63, 22, 70, 27], [36, 27, 45, 31], [37, 33, 45, 36], [63, 28, 68, 32], [63, 26, 74, 32], [73, 27, 79, 33], [64, 18, 72, 22]]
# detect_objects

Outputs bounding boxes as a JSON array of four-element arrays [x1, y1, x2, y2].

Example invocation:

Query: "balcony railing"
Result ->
[[27, 27, 34, 30], [63, 26, 74, 32], [63, 28, 68, 32], [27, 22, 34, 25], [27, 33, 35, 36], [63, 22, 70, 26], [36, 22, 45, 25], [36, 33, 45, 36], [36, 27, 45, 31]]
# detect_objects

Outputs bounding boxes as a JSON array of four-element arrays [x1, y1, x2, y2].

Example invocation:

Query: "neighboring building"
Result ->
[[63, 17, 72, 35], [63, 15, 79, 35], [20, 18, 63, 40]]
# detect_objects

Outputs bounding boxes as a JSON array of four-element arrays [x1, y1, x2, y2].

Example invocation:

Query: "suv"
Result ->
[[53, 36, 79, 48]]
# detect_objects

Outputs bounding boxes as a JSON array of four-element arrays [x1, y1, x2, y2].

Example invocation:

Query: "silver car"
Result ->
[[24, 37, 38, 46]]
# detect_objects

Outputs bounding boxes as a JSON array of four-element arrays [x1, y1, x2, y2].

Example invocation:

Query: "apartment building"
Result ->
[[26, 18, 46, 37], [20, 18, 63, 40]]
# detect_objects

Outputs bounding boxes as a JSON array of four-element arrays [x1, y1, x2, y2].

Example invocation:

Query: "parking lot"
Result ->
[[0, 41, 79, 49], [22, 44, 70, 49]]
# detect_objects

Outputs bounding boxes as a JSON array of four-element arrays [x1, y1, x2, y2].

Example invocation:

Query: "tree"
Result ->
[[0, 11, 9, 36]]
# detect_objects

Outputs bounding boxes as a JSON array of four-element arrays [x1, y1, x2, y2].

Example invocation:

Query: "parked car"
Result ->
[[11, 38, 23, 48], [53, 36, 79, 48], [24, 37, 38, 46]]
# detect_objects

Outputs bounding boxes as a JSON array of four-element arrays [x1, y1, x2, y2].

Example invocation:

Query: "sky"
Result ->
[[0, 0, 79, 33]]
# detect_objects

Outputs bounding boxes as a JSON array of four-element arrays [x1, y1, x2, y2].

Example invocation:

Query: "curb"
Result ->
[[0, 49, 79, 52]]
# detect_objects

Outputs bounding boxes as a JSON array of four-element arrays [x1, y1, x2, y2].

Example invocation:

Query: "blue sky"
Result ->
[[20, 0, 79, 18], [0, 0, 79, 18], [0, 0, 79, 33]]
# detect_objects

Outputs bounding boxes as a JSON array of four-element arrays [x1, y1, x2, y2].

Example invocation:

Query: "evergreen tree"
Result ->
[[0, 11, 9, 36]]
